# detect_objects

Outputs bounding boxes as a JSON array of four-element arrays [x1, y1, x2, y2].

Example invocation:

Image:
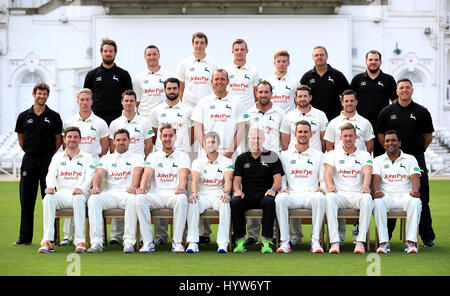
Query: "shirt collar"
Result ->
[[339, 111, 359, 121], [164, 100, 181, 109], [121, 113, 138, 124], [382, 150, 406, 162], [76, 112, 94, 122], [62, 150, 84, 159]]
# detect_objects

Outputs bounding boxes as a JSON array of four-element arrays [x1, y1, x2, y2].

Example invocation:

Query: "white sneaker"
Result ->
[[123, 243, 134, 253], [186, 242, 199, 253], [87, 243, 103, 253], [139, 241, 156, 253], [376, 242, 391, 254], [172, 242, 185, 253], [405, 241, 418, 254], [276, 241, 292, 253], [354, 241, 365, 254], [310, 240, 324, 253], [329, 242, 340, 254]]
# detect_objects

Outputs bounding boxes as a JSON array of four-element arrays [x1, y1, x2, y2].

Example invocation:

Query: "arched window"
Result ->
[[17, 72, 44, 114]]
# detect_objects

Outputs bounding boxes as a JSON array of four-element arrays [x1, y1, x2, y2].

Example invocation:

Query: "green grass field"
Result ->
[[0, 180, 449, 276]]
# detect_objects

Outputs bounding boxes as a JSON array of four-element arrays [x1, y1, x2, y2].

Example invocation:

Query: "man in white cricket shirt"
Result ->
[[108, 89, 154, 245], [372, 130, 422, 254], [276, 120, 326, 253], [87, 129, 143, 253], [38, 126, 96, 254], [109, 89, 154, 158], [324, 89, 374, 153], [224, 39, 263, 113], [324, 123, 374, 254], [176, 32, 219, 108], [61, 88, 109, 246], [133, 45, 173, 119], [192, 68, 246, 160], [280, 85, 328, 152], [187, 132, 234, 253], [151, 77, 193, 154], [135, 124, 190, 253], [265, 50, 299, 113]]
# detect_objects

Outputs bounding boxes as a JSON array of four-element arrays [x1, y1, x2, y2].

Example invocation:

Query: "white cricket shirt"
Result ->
[[280, 106, 328, 151], [144, 150, 191, 191], [225, 62, 262, 113], [109, 113, 155, 157], [150, 101, 193, 152], [46, 150, 96, 194], [97, 150, 144, 191], [64, 112, 109, 158], [191, 153, 234, 195], [324, 112, 375, 151], [324, 148, 373, 192], [176, 55, 219, 108], [133, 67, 173, 117], [244, 105, 284, 152], [266, 73, 299, 112], [372, 151, 421, 193], [191, 93, 246, 151], [280, 147, 325, 193]]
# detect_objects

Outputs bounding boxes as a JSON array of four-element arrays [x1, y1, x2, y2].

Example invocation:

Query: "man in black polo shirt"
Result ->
[[84, 38, 132, 126], [14, 82, 63, 245], [300, 45, 350, 121], [231, 127, 284, 253], [377, 78, 435, 247], [351, 50, 397, 157]]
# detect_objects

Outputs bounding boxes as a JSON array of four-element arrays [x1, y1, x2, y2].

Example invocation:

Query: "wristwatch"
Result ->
[[223, 190, 231, 195]]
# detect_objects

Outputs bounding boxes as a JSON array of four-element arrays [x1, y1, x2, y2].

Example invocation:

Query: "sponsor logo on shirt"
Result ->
[[290, 169, 313, 178], [81, 136, 97, 145], [202, 178, 224, 186], [60, 171, 83, 180], [144, 88, 164, 95], [383, 173, 407, 182], [157, 172, 178, 183], [190, 76, 209, 84], [111, 171, 132, 180], [210, 113, 232, 122], [271, 94, 291, 103], [337, 169, 361, 178], [229, 83, 250, 91]]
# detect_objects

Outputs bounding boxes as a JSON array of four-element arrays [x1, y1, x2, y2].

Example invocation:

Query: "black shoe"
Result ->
[[245, 237, 258, 246], [422, 239, 435, 247], [199, 236, 210, 245], [108, 239, 121, 246], [13, 239, 31, 246]]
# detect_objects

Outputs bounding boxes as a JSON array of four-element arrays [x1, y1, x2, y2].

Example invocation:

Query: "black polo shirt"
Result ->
[[234, 150, 284, 198], [351, 70, 397, 128], [83, 63, 132, 113], [377, 101, 434, 155], [300, 64, 350, 121], [15, 105, 63, 156]]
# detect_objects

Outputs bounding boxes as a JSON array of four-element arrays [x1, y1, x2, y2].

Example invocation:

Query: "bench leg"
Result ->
[[55, 217, 61, 246]]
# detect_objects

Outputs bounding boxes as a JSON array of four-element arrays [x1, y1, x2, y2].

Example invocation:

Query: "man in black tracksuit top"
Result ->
[[84, 38, 132, 126], [377, 78, 436, 247], [14, 82, 63, 245]]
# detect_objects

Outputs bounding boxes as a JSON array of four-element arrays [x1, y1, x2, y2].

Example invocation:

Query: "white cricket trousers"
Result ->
[[186, 193, 231, 246], [87, 190, 138, 246], [326, 191, 374, 244], [373, 192, 422, 243], [41, 191, 86, 245], [135, 191, 188, 244], [275, 191, 325, 242]]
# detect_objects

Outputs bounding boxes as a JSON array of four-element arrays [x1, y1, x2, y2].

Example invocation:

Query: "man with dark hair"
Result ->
[[84, 38, 133, 126], [351, 50, 397, 157], [300, 46, 350, 121], [14, 82, 63, 246], [372, 129, 422, 253], [133, 45, 173, 120], [377, 78, 435, 247], [38, 126, 96, 254]]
